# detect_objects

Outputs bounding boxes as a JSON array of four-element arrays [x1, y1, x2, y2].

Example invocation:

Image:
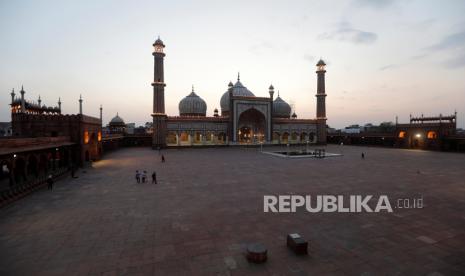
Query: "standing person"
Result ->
[[47, 175, 54, 190], [152, 171, 157, 184], [361, 152, 365, 159], [136, 170, 140, 183], [161, 155, 165, 163], [142, 171, 147, 183]]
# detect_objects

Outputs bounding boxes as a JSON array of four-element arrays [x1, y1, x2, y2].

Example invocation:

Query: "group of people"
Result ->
[[136, 170, 157, 184]]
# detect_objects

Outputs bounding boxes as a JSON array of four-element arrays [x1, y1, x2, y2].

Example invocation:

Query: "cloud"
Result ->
[[410, 54, 427, 60], [379, 64, 400, 71], [353, 0, 395, 9], [427, 30, 465, 51], [318, 22, 377, 44], [445, 54, 465, 69], [248, 41, 275, 55], [425, 30, 465, 69], [303, 54, 315, 63]]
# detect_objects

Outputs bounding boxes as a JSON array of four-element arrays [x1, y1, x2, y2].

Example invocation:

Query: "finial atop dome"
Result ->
[[237, 72, 240, 81]]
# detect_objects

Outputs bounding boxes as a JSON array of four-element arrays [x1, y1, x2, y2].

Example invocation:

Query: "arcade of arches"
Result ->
[[166, 130, 316, 146], [0, 145, 76, 190]]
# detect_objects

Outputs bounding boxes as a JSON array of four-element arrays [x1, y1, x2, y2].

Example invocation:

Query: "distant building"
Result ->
[[328, 113, 462, 151], [126, 123, 135, 135], [108, 113, 126, 134], [342, 125, 362, 134]]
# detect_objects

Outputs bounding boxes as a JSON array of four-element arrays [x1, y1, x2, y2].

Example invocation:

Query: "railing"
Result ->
[[0, 167, 69, 208]]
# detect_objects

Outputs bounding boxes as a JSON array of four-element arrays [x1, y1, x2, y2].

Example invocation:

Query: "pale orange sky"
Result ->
[[1, 0, 464, 128]]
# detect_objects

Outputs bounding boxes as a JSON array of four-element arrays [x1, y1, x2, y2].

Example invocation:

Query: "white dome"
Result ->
[[220, 80, 255, 113], [110, 113, 125, 125], [273, 96, 291, 118], [179, 90, 207, 116]]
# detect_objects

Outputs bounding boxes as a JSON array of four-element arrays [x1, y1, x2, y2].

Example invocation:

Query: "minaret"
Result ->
[[79, 94, 83, 115], [10, 88, 15, 104], [38, 95, 42, 106], [269, 84, 275, 139], [151, 36, 167, 148], [316, 59, 327, 144], [58, 98, 61, 114], [269, 84, 274, 100], [20, 86, 26, 113], [100, 104, 103, 123]]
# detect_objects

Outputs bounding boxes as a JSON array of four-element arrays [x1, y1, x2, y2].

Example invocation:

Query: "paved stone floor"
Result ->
[[0, 145, 464, 276]]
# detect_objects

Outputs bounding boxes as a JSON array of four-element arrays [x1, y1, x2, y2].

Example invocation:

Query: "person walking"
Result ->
[[142, 171, 147, 183], [361, 152, 365, 159], [136, 170, 140, 183], [47, 175, 54, 190], [161, 155, 165, 163], [152, 171, 157, 184]]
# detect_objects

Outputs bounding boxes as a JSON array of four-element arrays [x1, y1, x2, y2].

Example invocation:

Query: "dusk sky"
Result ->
[[1, 0, 464, 128]]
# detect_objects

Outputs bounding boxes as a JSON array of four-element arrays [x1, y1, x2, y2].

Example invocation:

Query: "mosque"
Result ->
[[150, 37, 328, 148]]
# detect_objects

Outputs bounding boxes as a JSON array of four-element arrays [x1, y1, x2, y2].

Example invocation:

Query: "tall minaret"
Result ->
[[316, 59, 327, 144], [10, 88, 15, 104], [79, 94, 83, 115], [151, 36, 167, 148], [58, 98, 61, 114], [20, 86, 26, 113], [99, 104, 103, 123]]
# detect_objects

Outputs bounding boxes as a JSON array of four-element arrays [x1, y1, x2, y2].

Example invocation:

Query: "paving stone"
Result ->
[[0, 145, 464, 275]]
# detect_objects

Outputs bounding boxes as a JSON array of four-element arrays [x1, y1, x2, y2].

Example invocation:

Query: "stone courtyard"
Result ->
[[0, 145, 464, 275]]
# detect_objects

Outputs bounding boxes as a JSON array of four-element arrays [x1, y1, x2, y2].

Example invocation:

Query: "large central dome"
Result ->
[[220, 77, 255, 114], [179, 87, 207, 116]]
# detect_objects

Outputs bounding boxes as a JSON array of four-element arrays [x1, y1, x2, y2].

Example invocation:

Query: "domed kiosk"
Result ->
[[109, 113, 126, 134]]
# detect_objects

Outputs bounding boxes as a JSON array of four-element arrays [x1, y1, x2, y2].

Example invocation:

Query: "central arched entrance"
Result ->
[[237, 108, 266, 143]]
